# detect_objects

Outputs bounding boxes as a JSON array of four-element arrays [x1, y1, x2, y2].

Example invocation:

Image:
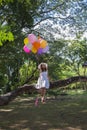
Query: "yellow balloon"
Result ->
[[40, 40, 47, 48], [24, 38, 29, 45], [31, 46, 37, 53]]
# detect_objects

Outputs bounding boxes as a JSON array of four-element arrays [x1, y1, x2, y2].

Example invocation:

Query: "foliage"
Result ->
[[0, 0, 87, 93], [19, 61, 37, 85], [0, 24, 14, 46], [66, 36, 87, 76]]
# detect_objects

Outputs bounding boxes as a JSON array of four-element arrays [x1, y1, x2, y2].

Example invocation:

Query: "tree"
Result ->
[[0, 23, 14, 46], [34, 0, 87, 40], [0, 0, 87, 93], [65, 36, 87, 76]]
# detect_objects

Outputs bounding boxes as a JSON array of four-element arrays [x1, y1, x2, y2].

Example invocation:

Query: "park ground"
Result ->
[[0, 90, 87, 130]]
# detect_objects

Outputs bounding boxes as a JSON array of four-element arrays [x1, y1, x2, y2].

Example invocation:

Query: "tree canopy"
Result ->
[[0, 0, 87, 94]]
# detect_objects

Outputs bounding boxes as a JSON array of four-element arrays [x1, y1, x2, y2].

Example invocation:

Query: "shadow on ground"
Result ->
[[0, 94, 87, 130]]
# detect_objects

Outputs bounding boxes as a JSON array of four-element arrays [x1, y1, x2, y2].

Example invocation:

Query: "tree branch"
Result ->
[[23, 68, 37, 85], [33, 15, 70, 27], [0, 76, 87, 106], [39, 2, 65, 14]]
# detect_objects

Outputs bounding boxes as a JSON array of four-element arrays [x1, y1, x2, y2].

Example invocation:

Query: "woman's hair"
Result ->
[[40, 64, 47, 72], [38, 63, 48, 72]]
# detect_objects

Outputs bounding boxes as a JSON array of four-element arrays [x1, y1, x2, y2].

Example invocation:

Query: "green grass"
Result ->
[[0, 90, 87, 130]]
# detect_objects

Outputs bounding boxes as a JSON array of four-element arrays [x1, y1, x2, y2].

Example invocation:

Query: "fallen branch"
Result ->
[[0, 76, 87, 106]]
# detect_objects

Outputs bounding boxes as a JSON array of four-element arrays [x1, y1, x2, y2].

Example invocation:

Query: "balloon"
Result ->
[[38, 38, 42, 43], [24, 38, 29, 45], [23, 45, 31, 53], [31, 46, 37, 53], [38, 48, 43, 54], [23, 34, 49, 55], [40, 40, 47, 48], [33, 41, 40, 50], [26, 43, 32, 50], [38, 36, 43, 42], [42, 46, 49, 53], [28, 34, 37, 44], [38, 36, 41, 39]]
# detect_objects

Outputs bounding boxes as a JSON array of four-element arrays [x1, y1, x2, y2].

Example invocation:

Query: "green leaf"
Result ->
[[0, 30, 14, 46]]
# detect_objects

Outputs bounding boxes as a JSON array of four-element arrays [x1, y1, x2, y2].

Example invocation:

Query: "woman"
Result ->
[[35, 63, 50, 105]]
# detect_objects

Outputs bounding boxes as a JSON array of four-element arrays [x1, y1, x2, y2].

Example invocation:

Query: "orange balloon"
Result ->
[[33, 41, 40, 50], [31, 46, 37, 53], [40, 40, 47, 48]]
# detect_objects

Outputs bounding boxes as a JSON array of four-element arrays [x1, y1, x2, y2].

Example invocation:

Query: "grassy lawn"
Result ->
[[0, 90, 87, 130]]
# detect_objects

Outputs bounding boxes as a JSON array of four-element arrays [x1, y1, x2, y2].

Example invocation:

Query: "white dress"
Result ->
[[35, 71, 50, 89]]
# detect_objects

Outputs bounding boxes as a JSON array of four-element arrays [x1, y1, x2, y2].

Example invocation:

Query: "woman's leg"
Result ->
[[41, 88, 46, 103], [35, 89, 41, 106]]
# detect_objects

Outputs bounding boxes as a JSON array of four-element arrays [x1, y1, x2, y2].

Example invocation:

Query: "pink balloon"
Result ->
[[28, 34, 37, 44], [23, 45, 31, 53]]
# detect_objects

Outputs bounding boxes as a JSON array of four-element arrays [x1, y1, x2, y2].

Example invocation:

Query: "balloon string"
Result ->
[[35, 54, 40, 65]]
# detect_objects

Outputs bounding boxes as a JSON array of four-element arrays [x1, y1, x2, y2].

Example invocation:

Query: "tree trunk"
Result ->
[[0, 76, 87, 106]]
